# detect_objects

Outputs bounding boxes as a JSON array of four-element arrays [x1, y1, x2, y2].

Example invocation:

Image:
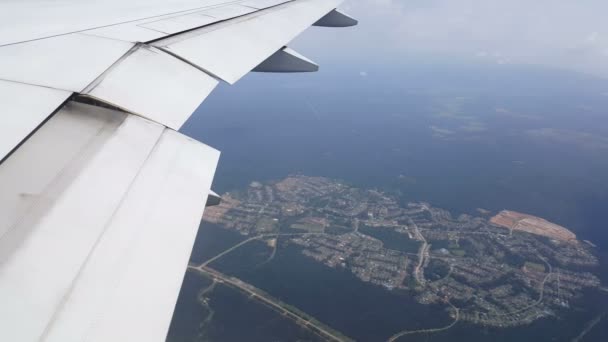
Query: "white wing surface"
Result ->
[[0, 1, 356, 341]]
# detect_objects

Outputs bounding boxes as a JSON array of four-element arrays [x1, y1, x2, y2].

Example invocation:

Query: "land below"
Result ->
[[197, 175, 602, 339]]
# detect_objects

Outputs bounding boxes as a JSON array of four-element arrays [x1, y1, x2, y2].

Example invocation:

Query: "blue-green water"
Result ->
[[168, 268, 322, 342], [170, 63, 608, 341], [170, 223, 608, 341]]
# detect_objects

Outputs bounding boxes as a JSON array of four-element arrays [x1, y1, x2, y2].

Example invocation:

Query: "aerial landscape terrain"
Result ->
[[177, 175, 604, 340], [169, 6, 608, 336], [168, 60, 608, 340]]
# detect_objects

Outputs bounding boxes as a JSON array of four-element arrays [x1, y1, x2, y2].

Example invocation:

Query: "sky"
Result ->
[[183, 0, 608, 250], [293, 0, 608, 78]]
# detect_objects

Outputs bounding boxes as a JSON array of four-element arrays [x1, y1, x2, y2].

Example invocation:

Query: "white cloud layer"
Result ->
[[298, 0, 608, 77]]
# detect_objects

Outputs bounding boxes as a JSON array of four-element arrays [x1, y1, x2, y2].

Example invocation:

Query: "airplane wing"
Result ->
[[0, 1, 356, 341]]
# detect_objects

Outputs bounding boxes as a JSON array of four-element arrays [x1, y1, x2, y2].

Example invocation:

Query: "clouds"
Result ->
[[526, 128, 608, 150], [299, 0, 608, 77]]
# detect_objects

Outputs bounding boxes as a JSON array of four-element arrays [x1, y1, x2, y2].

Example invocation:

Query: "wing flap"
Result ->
[[44, 128, 219, 342], [0, 101, 219, 341], [0, 102, 164, 341]]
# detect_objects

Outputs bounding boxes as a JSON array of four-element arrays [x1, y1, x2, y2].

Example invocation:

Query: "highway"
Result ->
[[194, 229, 464, 342], [200, 232, 327, 267], [192, 231, 352, 342], [189, 265, 351, 342]]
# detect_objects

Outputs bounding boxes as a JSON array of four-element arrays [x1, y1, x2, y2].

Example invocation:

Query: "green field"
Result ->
[[524, 261, 546, 273], [290, 223, 325, 233], [449, 249, 466, 257], [255, 217, 279, 233]]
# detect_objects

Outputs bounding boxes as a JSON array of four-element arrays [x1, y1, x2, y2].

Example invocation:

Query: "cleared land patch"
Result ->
[[491, 210, 576, 242]]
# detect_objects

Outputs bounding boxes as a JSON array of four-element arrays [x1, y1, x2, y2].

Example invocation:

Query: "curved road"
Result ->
[[468, 255, 553, 323], [387, 300, 460, 342]]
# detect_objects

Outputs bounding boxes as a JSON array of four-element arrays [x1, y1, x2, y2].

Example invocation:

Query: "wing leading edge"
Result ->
[[0, 0, 357, 341]]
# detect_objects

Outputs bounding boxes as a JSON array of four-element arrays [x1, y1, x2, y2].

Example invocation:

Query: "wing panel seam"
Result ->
[[37, 123, 166, 342], [0, 0, 249, 48], [0, 94, 73, 165]]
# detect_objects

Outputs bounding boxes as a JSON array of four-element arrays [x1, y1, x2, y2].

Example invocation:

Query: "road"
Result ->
[[200, 232, 327, 267], [572, 312, 605, 342], [201, 235, 267, 267], [387, 300, 460, 342], [410, 218, 429, 286], [195, 228, 461, 342], [193, 231, 352, 341], [189, 265, 351, 342], [472, 254, 553, 322]]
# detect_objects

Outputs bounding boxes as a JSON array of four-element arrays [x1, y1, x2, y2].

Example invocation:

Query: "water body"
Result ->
[[423, 288, 608, 342], [180, 224, 452, 341], [173, 63, 608, 341], [359, 225, 421, 254], [168, 268, 322, 342], [182, 64, 608, 249], [173, 223, 608, 341]]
